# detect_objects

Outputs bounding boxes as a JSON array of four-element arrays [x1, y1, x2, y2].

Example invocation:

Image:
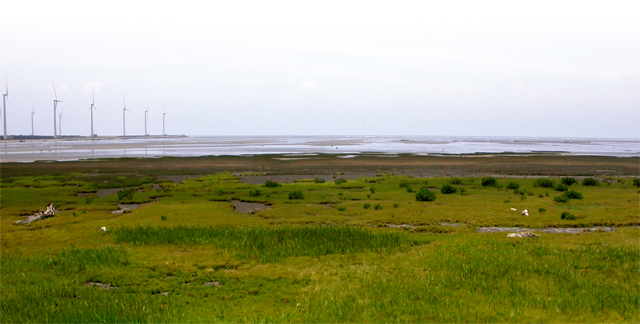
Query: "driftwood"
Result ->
[[13, 203, 56, 225]]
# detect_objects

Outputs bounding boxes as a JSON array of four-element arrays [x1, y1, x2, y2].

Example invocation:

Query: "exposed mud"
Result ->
[[203, 281, 222, 287], [477, 226, 621, 234], [231, 200, 270, 214], [111, 204, 142, 214], [84, 282, 117, 290]]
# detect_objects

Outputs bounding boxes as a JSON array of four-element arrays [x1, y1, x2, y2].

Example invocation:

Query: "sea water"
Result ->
[[1, 136, 638, 163]]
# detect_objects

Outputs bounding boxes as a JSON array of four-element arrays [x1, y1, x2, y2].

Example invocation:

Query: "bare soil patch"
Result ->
[[231, 200, 270, 214]]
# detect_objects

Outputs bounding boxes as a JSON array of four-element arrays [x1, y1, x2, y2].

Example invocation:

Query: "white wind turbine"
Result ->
[[52, 83, 62, 138], [58, 106, 63, 137], [89, 88, 97, 137], [144, 105, 149, 136], [3, 76, 9, 139], [162, 107, 167, 136], [122, 95, 130, 136], [31, 106, 35, 136]]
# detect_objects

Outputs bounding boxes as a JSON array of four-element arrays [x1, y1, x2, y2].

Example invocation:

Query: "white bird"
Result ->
[[521, 209, 529, 216], [100, 227, 107, 232]]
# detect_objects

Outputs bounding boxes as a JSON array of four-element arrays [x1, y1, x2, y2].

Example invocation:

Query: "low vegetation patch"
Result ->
[[481, 177, 497, 187], [112, 225, 412, 262], [440, 184, 458, 194], [416, 188, 436, 201], [582, 177, 600, 186], [534, 178, 556, 188]]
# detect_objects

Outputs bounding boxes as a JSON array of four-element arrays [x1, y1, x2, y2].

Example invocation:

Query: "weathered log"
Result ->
[[13, 203, 56, 225]]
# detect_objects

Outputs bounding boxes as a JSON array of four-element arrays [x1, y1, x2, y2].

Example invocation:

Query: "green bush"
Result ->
[[406, 187, 414, 193], [335, 178, 347, 185], [249, 189, 262, 197], [263, 180, 281, 188], [459, 188, 468, 196], [399, 181, 411, 188], [564, 190, 583, 199], [561, 211, 577, 220], [582, 178, 600, 186], [337, 206, 346, 211], [370, 187, 376, 194], [481, 177, 497, 187], [507, 182, 520, 190], [440, 184, 458, 194], [561, 177, 577, 186], [416, 188, 436, 201], [555, 184, 569, 192], [538, 208, 546, 213], [288, 191, 305, 200], [374, 204, 383, 210], [633, 178, 640, 188], [363, 203, 371, 209], [314, 178, 325, 183], [533, 178, 556, 188], [393, 203, 400, 208], [553, 195, 570, 203], [117, 188, 136, 201], [448, 178, 463, 185]]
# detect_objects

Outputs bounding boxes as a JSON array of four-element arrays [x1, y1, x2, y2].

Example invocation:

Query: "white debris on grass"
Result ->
[[100, 227, 107, 232], [507, 232, 540, 238]]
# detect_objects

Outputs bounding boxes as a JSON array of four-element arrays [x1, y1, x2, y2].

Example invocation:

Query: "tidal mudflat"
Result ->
[[1, 154, 638, 322]]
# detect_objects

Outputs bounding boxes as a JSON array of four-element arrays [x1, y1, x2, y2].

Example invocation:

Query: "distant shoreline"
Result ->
[[0, 134, 187, 142]]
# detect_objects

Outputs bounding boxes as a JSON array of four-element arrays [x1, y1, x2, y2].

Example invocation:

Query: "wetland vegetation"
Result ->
[[1, 155, 639, 322]]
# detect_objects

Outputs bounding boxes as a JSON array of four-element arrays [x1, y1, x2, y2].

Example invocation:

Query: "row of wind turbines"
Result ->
[[2, 80, 170, 139]]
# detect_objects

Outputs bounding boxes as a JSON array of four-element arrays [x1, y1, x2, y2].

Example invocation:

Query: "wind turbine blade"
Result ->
[[123, 94, 127, 108], [5, 74, 8, 95], [52, 82, 58, 99], [92, 87, 95, 105]]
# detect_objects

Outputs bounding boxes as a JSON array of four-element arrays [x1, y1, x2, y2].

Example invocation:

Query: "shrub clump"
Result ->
[[416, 188, 436, 201], [481, 177, 497, 187], [448, 178, 463, 185], [335, 178, 347, 185], [553, 195, 570, 203], [374, 204, 383, 210], [534, 178, 556, 188], [440, 184, 458, 194], [561, 212, 577, 220], [555, 184, 569, 192], [263, 180, 281, 188], [117, 188, 136, 201], [249, 189, 261, 197], [564, 190, 583, 199], [288, 191, 305, 200], [507, 182, 520, 190], [314, 178, 325, 183], [561, 177, 577, 186], [633, 178, 640, 188], [363, 203, 371, 209], [582, 178, 600, 186]]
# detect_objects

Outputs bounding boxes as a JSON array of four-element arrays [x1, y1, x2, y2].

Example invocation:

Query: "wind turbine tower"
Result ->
[[144, 105, 149, 136], [3, 77, 8, 139], [163, 111, 167, 136], [122, 95, 130, 137], [52, 83, 62, 138], [31, 107, 35, 136], [89, 88, 97, 137], [58, 112, 63, 137]]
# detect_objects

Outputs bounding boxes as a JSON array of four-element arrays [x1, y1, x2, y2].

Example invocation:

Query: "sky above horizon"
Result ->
[[1, 1, 638, 138]]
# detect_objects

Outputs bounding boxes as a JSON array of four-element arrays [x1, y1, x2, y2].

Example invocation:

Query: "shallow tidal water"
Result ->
[[1, 136, 638, 163]]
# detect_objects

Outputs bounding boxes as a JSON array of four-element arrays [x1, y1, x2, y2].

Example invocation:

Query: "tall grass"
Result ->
[[1, 248, 178, 323], [291, 238, 639, 323], [112, 225, 412, 262]]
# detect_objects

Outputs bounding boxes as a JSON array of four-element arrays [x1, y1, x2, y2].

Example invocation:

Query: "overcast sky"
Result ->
[[1, 1, 638, 138]]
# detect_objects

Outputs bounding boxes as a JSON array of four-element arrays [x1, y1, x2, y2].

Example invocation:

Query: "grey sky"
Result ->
[[1, 1, 638, 138]]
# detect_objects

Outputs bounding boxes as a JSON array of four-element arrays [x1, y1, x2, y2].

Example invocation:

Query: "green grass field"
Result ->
[[1, 170, 639, 322]]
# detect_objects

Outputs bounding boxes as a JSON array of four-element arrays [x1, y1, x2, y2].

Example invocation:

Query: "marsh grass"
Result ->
[[291, 238, 639, 323], [112, 225, 412, 262]]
